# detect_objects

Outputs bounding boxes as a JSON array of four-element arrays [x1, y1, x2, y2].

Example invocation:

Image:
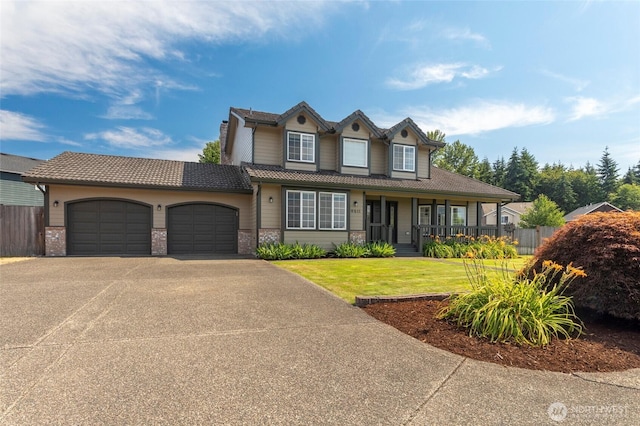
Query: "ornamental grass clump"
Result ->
[[332, 241, 396, 258], [437, 258, 584, 346], [256, 242, 326, 260], [423, 235, 517, 259]]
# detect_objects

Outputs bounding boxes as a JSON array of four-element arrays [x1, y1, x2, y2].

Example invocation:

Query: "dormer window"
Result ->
[[287, 131, 315, 163], [393, 144, 415, 172], [343, 138, 368, 168]]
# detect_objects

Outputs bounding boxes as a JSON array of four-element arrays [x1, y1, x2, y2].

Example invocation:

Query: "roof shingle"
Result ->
[[23, 152, 252, 193], [0, 153, 44, 174], [245, 163, 518, 200]]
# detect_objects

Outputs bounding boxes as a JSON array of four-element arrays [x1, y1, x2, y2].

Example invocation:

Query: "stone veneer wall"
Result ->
[[237, 230, 253, 254], [151, 228, 167, 256], [258, 228, 281, 245], [45, 226, 66, 256], [349, 231, 366, 245]]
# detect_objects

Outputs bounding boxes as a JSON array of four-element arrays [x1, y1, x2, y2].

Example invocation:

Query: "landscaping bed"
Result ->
[[363, 299, 640, 373]]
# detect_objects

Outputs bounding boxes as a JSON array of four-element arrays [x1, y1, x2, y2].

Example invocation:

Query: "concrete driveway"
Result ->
[[1, 257, 638, 425]]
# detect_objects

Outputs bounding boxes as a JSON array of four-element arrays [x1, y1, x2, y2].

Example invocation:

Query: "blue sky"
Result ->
[[1, 0, 639, 173]]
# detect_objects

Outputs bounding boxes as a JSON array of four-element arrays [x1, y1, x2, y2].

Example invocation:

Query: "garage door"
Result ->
[[67, 200, 152, 255], [167, 203, 237, 254]]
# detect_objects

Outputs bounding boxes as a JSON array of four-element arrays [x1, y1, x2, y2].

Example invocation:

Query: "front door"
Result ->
[[366, 200, 398, 243]]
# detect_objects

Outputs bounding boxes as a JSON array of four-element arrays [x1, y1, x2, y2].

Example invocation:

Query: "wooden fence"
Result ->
[[0, 205, 45, 256], [509, 226, 560, 255]]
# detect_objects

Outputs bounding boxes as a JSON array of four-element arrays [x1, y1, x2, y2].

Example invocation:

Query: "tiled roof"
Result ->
[[0, 153, 44, 174], [245, 163, 519, 200], [22, 152, 253, 193], [482, 202, 533, 216]]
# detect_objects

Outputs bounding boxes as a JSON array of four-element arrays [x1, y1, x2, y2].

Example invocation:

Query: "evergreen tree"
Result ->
[[568, 163, 603, 208], [536, 163, 576, 213], [519, 194, 565, 228], [635, 160, 640, 182], [622, 167, 638, 185], [476, 157, 493, 184], [492, 157, 507, 187], [504, 147, 538, 201], [596, 147, 620, 198]]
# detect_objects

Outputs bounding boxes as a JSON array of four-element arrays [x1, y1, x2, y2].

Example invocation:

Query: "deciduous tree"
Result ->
[[519, 194, 565, 228], [199, 140, 221, 164]]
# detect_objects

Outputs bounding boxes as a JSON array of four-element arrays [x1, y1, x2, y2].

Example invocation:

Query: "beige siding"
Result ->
[[319, 135, 337, 171], [349, 190, 365, 231], [395, 197, 412, 244], [467, 202, 478, 227], [285, 113, 319, 133], [391, 170, 416, 180], [254, 127, 282, 166], [260, 184, 281, 228], [230, 113, 253, 165], [284, 231, 348, 250], [48, 184, 252, 230], [370, 141, 387, 175], [285, 161, 317, 172], [341, 120, 371, 139], [417, 147, 430, 179], [341, 166, 368, 176], [391, 128, 419, 146]]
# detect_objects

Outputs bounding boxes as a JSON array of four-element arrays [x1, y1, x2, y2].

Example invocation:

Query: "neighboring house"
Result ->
[[482, 202, 533, 227], [23, 101, 519, 257], [0, 153, 45, 206], [564, 202, 623, 222]]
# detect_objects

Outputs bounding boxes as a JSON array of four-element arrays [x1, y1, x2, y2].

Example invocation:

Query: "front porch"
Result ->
[[365, 196, 504, 252]]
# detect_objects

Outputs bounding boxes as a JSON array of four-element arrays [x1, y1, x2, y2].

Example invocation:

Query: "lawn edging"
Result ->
[[355, 292, 451, 307]]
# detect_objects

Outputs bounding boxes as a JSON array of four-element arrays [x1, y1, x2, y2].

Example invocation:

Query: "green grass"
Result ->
[[272, 257, 531, 303]]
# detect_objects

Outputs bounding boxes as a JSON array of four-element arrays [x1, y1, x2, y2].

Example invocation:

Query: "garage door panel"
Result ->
[[67, 200, 151, 255], [167, 203, 237, 254]]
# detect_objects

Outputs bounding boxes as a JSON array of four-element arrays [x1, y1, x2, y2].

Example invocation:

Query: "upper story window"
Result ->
[[393, 144, 415, 172], [343, 138, 368, 168], [287, 131, 315, 163]]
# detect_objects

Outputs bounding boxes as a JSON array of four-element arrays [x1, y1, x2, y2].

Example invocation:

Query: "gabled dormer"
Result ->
[[277, 102, 330, 172], [384, 118, 444, 179], [333, 110, 382, 176]]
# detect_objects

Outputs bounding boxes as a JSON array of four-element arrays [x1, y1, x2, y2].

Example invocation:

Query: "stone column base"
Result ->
[[258, 228, 281, 245], [45, 226, 66, 256], [349, 230, 366, 245], [152, 228, 167, 256], [238, 229, 254, 255]]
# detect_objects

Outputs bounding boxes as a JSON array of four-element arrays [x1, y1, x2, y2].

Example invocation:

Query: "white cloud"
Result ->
[[0, 0, 335, 98], [541, 70, 590, 92], [0, 110, 48, 141], [376, 101, 555, 136], [565, 96, 608, 121], [85, 127, 172, 149], [101, 106, 154, 120], [57, 137, 83, 147], [440, 27, 490, 48], [152, 147, 203, 162], [387, 63, 501, 90]]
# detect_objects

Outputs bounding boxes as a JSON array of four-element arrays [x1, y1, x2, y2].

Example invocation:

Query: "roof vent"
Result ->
[[401, 129, 408, 138], [297, 114, 306, 124]]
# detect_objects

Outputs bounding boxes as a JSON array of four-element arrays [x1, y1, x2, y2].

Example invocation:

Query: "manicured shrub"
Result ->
[[529, 211, 640, 320], [256, 242, 326, 260], [423, 235, 517, 259], [438, 259, 583, 346], [332, 241, 396, 258], [366, 241, 396, 257]]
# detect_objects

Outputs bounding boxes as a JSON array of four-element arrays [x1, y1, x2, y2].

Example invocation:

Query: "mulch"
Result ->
[[362, 299, 640, 373]]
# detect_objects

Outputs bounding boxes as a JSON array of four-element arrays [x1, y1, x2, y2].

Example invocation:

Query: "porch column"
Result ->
[[496, 202, 502, 237], [476, 201, 483, 237], [380, 195, 387, 242], [411, 197, 418, 245], [444, 199, 451, 237], [431, 199, 437, 234]]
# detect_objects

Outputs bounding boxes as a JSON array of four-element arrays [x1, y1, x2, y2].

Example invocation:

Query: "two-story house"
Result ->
[[23, 101, 518, 257], [223, 101, 518, 253]]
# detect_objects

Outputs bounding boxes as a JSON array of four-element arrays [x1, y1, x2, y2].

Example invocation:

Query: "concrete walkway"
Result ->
[[1, 257, 638, 425]]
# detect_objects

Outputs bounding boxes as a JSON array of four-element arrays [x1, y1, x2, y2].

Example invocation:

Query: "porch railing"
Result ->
[[413, 225, 499, 250], [366, 223, 390, 242]]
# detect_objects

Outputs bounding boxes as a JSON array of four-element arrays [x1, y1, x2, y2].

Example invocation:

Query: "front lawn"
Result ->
[[273, 257, 531, 303]]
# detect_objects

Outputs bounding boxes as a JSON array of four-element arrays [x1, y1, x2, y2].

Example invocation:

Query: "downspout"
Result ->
[[256, 183, 262, 247]]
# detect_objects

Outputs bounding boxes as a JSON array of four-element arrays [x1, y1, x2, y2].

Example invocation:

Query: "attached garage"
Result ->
[[167, 203, 238, 254], [67, 200, 152, 255]]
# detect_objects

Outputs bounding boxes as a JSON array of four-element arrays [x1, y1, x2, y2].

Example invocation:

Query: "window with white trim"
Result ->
[[451, 206, 467, 226], [319, 192, 347, 230], [343, 138, 368, 168], [286, 191, 316, 229], [418, 205, 431, 225], [501, 215, 509, 225], [287, 132, 315, 163], [393, 144, 415, 171]]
